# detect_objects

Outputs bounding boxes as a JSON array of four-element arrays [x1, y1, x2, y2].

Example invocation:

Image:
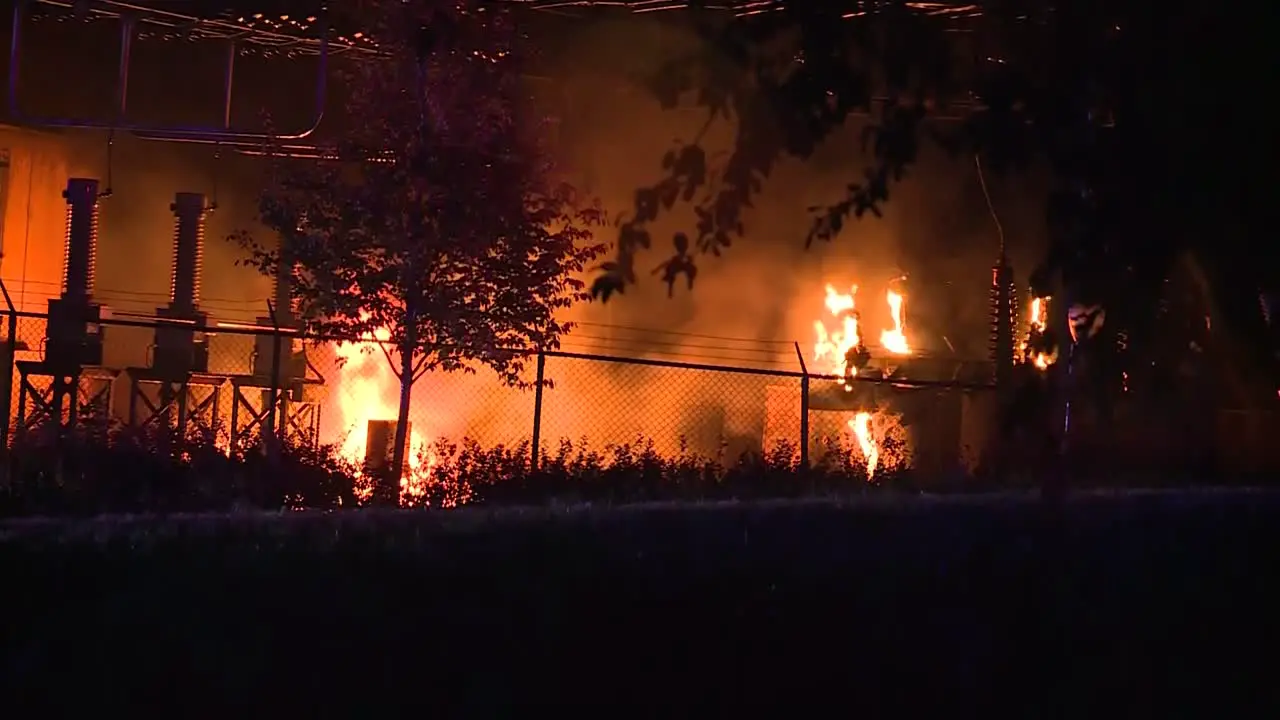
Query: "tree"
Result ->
[[233, 0, 605, 496], [588, 0, 1273, 428]]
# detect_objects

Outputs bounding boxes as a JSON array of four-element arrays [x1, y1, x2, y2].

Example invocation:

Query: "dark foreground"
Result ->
[[3, 491, 1279, 715]]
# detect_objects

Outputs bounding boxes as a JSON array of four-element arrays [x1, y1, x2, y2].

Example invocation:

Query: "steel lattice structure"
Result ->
[[26, 1, 985, 57], [13, 0, 990, 142]]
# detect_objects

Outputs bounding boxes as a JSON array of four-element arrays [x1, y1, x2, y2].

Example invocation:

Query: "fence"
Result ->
[[0, 310, 1005, 481]]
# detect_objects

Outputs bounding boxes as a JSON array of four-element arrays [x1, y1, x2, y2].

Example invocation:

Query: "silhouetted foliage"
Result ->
[[589, 2, 1273, 397], [231, 0, 606, 479], [1, 421, 358, 517], [0, 424, 919, 517]]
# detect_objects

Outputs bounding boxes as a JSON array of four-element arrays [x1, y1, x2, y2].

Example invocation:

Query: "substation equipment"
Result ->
[[764, 259, 1017, 477], [227, 253, 324, 448], [11, 181, 327, 446], [7, 1, 336, 445], [123, 192, 225, 437], [15, 178, 118, 430], [9, 0, 995, 457]]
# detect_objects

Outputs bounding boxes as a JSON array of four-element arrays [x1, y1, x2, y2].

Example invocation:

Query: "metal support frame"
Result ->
[[530, 351, 546, 469], [794, 342, 809, 468], [9, 0, 333, 144], [15, 362, 117, 430], [125, 369, 226, 436], [229, 376, 321, 449]]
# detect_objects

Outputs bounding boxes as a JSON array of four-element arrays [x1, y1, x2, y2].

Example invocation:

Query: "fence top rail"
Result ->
[[12, 310, 996, 391], [543, 349, 995, 390]]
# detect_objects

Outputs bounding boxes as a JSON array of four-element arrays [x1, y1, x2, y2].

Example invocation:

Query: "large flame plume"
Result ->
[[813, 283, 865, 390], [811, 279, 913, 479], [851, 411, 879, 477], [330, 327, 440, 504]]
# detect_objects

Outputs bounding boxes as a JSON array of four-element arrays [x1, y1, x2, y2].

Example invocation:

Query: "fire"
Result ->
[[1022, 296, 1057, 370], [850, 411, 879, 478], [879, 289, 911, 355], [813, 283, 862, 385], [331, 326, 438, 502], [811, 280, 913, 479]]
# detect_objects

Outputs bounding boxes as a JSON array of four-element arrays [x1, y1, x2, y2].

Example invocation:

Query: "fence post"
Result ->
[[794, 342, 809, 469], [530, 350, 545, 470], [265, 300, 282, 459], [0, 280, 15, 480]]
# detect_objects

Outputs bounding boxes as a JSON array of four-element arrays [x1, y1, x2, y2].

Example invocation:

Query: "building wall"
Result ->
[[0, 125, 71, 313]]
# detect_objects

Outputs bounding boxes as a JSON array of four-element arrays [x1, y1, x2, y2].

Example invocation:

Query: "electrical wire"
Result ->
[[974, 152, 1005, 258]]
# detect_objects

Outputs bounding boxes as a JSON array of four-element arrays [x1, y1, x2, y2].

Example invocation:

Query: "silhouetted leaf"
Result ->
[[592, 274, 625, 303]]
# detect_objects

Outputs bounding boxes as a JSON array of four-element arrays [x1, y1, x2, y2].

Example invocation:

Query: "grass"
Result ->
[[3, 490, 1278, 714]]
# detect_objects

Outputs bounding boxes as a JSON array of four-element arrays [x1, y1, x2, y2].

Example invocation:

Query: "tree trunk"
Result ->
[[388, 308, 418, 506]]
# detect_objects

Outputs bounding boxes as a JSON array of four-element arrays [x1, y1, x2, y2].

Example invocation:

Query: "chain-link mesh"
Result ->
[[803, 376, 997, 481], [0, 311, 1008, 479], [538, 353, 802, 460], [11, 308, 1277, 484]]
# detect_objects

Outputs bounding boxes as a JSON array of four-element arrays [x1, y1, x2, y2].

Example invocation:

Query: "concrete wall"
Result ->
[[0, 125, 70, 313]]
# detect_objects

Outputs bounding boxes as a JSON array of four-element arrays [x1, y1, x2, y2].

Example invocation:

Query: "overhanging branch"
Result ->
[[378, 341, 401, 381]]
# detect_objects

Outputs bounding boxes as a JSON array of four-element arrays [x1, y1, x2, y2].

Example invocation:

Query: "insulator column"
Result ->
[[253, 238, 302, 381], [169, 192, 207, 314], [990, 258, 1017, 390], [272, 239, 296, 325], [61, 178, 100, 302]]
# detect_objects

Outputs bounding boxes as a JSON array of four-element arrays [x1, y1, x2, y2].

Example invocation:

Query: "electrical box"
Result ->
[[45, 297, 104, 370]]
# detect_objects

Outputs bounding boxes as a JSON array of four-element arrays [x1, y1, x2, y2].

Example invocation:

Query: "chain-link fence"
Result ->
[[0, 309, 1008, 478], [7, 308, 1280, 485]]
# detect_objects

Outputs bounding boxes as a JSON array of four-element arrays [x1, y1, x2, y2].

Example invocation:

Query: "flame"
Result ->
[[811, 281, 912, 480], [1021, 295, 1057, 370], [813, 284, 863, 389], [879, 289, 911, 355], [331, 326, 438, 502], [850, 411, 879, 478]]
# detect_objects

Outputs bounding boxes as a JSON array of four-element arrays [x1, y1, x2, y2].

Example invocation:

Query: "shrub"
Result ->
[[405, 434, 897, 508], [0, 420, 359, 517], [1, 414, 925, 517]]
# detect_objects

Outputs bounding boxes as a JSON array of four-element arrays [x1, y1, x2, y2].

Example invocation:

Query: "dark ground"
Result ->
[[2, 491, 1278, 716]]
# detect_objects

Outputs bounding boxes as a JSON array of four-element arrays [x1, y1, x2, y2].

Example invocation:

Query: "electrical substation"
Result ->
[[3, 0, 333, 447], [9, 177, 327, 447], [2, 0, 1013, 468], [14, 0, 1254, 477]]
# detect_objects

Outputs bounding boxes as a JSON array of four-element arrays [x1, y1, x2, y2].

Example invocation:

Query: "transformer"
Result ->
[[124, 193, 225, 436], [47, 178, 105, 370], [15, 179, 116, 431], [250, 246, 307, 384], [154, 192, 211, 374], [230, 251, 322, 450]]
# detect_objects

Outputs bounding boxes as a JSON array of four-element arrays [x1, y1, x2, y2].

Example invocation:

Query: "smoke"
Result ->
[[537, 17, 1051, 368], [0, 11, 1050, 458]]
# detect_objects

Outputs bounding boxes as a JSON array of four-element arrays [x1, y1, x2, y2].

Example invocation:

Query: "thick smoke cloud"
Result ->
[[0, 9, 1048, 456], [538, 16, 1049, 368]]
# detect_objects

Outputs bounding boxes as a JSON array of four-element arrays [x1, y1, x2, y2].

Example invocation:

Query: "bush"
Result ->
[[0, 421, 359, 517], [0, 420, 909, 517], [419, 433, 912, 507]]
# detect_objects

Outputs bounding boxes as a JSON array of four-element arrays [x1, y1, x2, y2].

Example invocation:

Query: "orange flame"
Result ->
[[1022, 296, 1057, 371], [811, 281, 911, 479], [331, 326, 438, 502], [813, 284, 862, 388], [879, 289, 911, 355], [850, 411, 879, 478]]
